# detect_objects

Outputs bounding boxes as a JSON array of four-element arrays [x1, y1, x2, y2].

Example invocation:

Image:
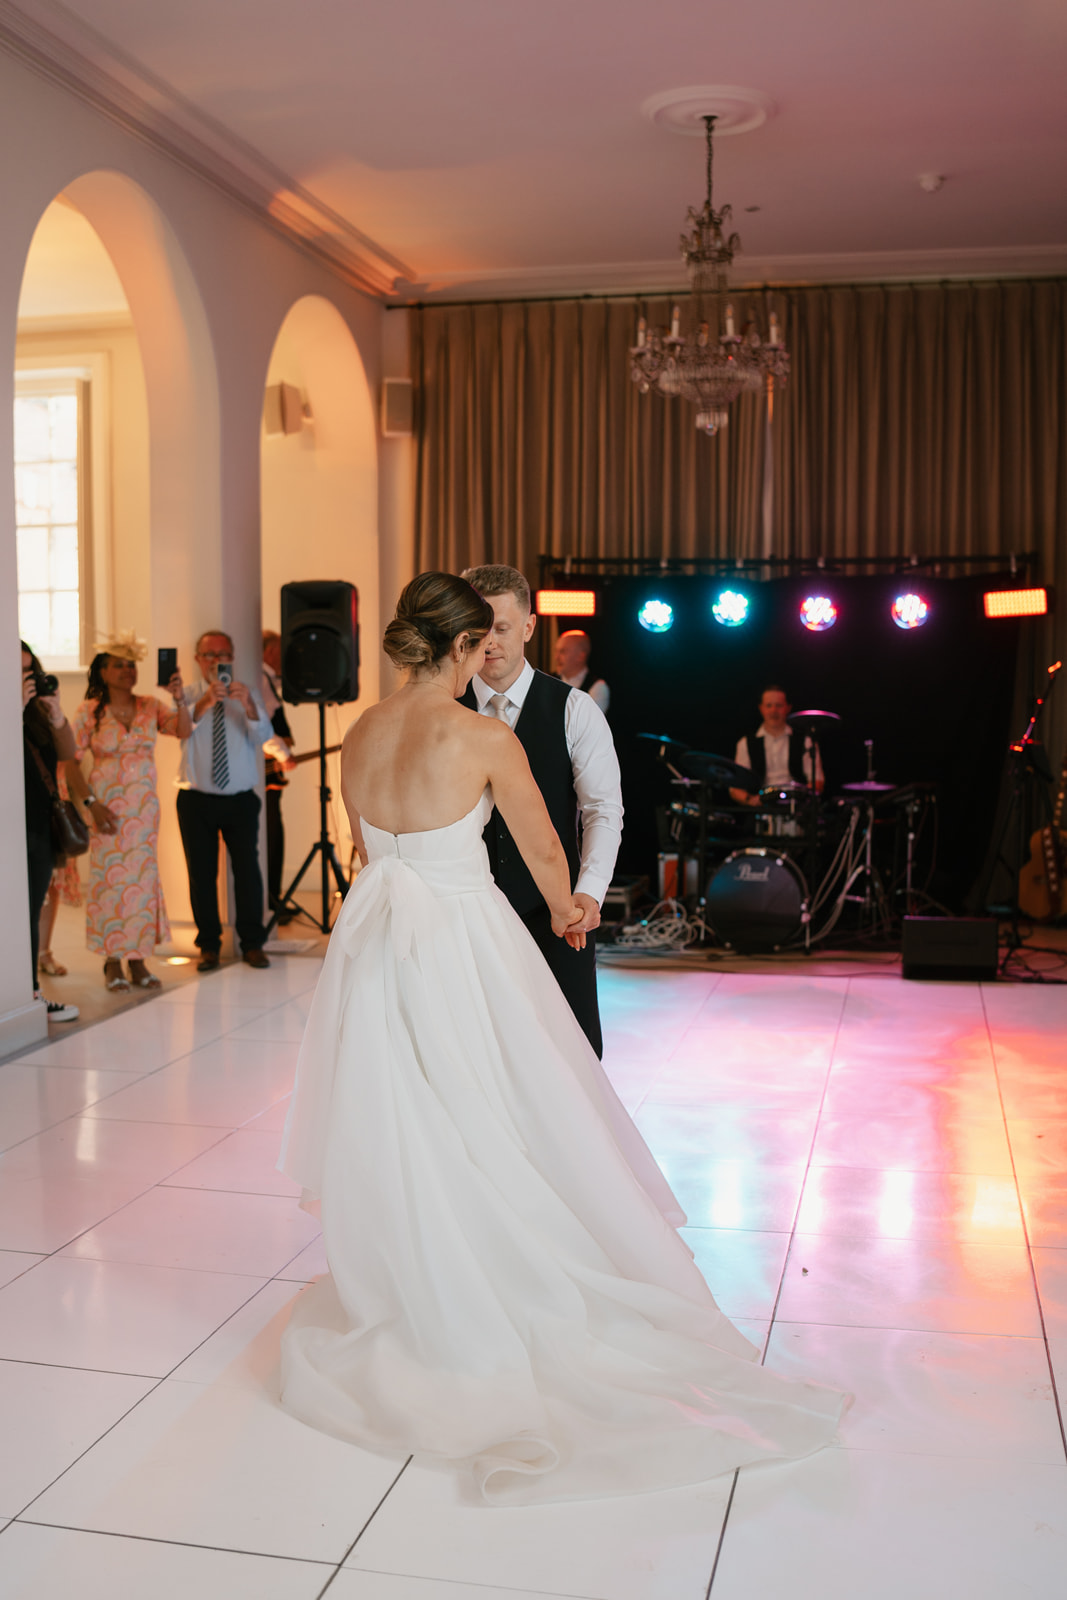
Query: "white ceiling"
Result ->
[[9, 0, 1067, 299]]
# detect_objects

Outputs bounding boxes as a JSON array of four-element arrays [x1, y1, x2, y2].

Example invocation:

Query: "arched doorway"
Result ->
[[11, 172, 220, 1018], [260, 294, 379, 897]]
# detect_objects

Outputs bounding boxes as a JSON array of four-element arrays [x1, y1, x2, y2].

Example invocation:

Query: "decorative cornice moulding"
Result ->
[[0, 0, 414, 300], [395, 242, 1067, 303]]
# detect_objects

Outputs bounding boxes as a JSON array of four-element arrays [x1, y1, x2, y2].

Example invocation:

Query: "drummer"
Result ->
[[728, 684, 824, 807]]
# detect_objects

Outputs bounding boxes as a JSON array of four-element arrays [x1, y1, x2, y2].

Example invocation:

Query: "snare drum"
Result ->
[[755, 782, 813, 838], [705, 848, 808, 952]]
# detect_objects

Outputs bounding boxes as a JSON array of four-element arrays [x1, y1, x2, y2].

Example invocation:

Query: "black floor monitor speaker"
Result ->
[[901, 916, 999, 981], [280, 581, 359, 704]]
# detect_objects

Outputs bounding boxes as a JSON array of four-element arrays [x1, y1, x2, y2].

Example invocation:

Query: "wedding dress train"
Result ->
[[278, 793, 846, 1505]]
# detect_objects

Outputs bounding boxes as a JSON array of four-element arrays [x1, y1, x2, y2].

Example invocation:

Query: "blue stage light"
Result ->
[[891, 592, 930, 629], [638, 599, 674, 633], [712, 589, 750, 627], [799, 595, 838, 632]]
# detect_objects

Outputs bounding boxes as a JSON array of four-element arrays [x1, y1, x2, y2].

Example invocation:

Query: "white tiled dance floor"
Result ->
[[0, 959, 1065, 1598]]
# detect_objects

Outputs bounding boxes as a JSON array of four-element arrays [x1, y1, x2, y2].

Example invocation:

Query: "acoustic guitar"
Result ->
[[1018, 748, 1067, 921]]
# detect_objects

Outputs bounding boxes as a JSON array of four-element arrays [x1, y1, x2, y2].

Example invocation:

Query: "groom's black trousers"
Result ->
[[520, 904, 602, 1060]]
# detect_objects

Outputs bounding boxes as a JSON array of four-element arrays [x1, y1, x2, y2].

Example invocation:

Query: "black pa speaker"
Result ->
[[280, 581, 360, 704], [901, 916, 999, 981]]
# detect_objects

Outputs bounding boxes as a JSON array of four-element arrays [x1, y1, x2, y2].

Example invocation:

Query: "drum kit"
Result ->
[[641, 714, 935, 953]]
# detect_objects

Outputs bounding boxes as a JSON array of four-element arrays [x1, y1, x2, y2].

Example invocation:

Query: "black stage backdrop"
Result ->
[[573, 574, 1022, 909]]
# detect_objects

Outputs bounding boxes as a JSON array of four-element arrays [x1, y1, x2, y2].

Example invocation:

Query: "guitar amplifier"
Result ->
[[901, 917, 999, 981]]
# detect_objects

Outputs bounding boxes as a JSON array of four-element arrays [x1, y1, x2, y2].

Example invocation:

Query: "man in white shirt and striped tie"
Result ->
[[176, 630, 273, 972]]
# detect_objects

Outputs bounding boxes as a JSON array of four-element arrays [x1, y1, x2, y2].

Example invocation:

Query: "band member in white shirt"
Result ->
[[554, 629, 610, 715], [729, 684, 824, 806], [461, 565, 622, 1057]]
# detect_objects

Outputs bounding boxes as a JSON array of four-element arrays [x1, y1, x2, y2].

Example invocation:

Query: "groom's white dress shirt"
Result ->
[[469, 660, 623, 906]]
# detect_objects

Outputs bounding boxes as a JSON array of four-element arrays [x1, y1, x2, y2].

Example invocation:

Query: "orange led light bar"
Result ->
[[983, 587, 1048, 619], [535, 589, 597, 617]]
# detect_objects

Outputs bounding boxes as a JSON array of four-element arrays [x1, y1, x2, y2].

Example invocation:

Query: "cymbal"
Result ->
[[637, 731, 689, 748], [679, 750, 759, 794], [788, 708, 842, 724], [841, 780, 895, 793]]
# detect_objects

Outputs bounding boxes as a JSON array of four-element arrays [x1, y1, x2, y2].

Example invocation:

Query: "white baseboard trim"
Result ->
[[0, 1000, 48, 1058]]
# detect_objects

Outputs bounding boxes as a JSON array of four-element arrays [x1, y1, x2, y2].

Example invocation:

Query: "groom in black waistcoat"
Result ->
[[460, 565, 623, 1058]]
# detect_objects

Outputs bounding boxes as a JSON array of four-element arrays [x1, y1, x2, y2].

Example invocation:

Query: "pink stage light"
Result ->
[[891, 592, 930, 629], [799, 595, 837, 632]]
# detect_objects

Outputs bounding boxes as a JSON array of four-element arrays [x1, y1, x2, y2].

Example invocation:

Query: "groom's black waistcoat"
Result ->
[[462, 670, 580, 917]]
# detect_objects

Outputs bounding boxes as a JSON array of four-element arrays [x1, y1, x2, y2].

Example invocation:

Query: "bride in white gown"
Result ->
[[278, 572, 847, 1506]]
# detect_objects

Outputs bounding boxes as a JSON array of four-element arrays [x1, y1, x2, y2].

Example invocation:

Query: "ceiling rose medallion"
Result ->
[[631, 89, 789, 436]]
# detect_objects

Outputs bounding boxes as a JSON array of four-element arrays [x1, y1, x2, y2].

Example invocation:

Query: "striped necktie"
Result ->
[[211, 700, 230, 790]]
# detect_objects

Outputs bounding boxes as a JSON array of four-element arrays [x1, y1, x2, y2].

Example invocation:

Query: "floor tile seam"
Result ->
[[6, 1271, 287, 1522], [154, 1273, 296, 1384], [0, 1128, 241, 1204], [759, 981, 852, 1343], [49, 1249, 276, 1279], [765, 1319, 1050, 1343], [9, 1517, 335, 1565], [4, 1152, 267, 1270], [335, 1568, 598, 1600], [0, 1355, 161, 1380], [316, 1456, 413, 1597], [156, 1181, 298, 1199], [979, 984, 1067, 1465], [0, 1057, 194, 1158], [704, 1467, 740, 1598]]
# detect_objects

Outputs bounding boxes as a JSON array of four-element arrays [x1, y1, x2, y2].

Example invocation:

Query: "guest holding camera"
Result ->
[[177, 630, 273, 971], [69, 631, 190, 991], [21, 640, 79, 1023]]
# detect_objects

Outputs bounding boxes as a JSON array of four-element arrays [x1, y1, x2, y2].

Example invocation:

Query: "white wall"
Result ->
[[260, 294, 380, 870], [0, 46, 394, 1053]]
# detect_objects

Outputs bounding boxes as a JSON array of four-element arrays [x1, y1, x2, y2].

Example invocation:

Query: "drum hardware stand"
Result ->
[[264, 703, 350, 938]]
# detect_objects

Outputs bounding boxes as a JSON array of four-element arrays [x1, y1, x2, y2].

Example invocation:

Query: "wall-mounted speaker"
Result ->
[[381, 377, 413, 437], [264, 383, 308, 435], [280, 581, 359, 705], [901, 916, 999, 981]]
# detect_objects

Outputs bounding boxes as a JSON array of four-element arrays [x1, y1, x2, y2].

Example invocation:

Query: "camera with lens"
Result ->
[[33, 670, 60, 698]]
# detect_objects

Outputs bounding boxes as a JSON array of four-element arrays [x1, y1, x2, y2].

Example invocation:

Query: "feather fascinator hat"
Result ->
[[94, 629, 148, 663]]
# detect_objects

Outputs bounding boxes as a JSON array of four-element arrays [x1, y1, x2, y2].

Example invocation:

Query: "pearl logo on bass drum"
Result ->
[[737, 863, 772, 883]]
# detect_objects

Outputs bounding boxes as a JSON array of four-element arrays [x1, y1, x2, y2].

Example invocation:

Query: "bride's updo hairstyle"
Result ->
[[383, 572, 494, 672]]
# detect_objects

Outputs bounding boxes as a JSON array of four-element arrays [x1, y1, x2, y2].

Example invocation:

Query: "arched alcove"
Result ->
[[260, 294, 379, 877], [14, 171, 222, 945]]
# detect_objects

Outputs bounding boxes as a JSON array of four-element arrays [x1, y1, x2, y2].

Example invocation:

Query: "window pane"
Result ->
[[15, 463, 52, 525], [16, 527, 49, 590], [50, 527, 79, 591], [49, 394, 78, 460], [51, 592, 80, 660], [18, 592, 50, 656], [13, 396, 50, 463], [49, 462, 78, 525]]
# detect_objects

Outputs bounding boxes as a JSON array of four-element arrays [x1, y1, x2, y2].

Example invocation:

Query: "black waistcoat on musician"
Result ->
[[743, 731, 808, 788], [461, 671, 580, 917]]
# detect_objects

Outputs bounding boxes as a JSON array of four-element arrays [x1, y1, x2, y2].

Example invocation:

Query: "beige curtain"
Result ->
[[414, 280, 1066, 587], [413, 295, 766, 575]]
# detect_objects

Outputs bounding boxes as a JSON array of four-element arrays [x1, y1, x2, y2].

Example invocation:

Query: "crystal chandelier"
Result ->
[[630, 114, 789, 435]]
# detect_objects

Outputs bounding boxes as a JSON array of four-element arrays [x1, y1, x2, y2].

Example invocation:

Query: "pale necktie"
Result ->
[[211, 700, 230, 790], [487, 693, 511, 725]]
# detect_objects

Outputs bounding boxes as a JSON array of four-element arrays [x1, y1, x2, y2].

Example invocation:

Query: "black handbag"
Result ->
[[28, 740, 91, 859]]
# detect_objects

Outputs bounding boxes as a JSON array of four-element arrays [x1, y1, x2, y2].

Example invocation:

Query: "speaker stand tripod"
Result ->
[[264, 704, 349, 938]]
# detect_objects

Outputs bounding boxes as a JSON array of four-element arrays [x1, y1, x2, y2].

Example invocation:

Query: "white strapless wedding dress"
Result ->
[[278, 793, 846, 1505]]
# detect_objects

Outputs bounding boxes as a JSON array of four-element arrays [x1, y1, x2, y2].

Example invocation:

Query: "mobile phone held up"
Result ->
[[157, 647, 178, 688], [216, 661, 233, 688]]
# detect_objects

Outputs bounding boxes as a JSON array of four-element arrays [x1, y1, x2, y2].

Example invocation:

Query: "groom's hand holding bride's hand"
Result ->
[[553, 895, 599, 950]]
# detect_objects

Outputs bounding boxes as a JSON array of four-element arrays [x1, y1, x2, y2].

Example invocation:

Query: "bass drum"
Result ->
[[705, 849, 808, 952]]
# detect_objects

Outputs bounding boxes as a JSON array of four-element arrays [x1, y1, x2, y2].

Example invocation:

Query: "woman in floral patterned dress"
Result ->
[[69, 632, 191, 989]]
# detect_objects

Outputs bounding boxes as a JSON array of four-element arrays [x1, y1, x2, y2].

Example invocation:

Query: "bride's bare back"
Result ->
[[341, 685, 497, 839]]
